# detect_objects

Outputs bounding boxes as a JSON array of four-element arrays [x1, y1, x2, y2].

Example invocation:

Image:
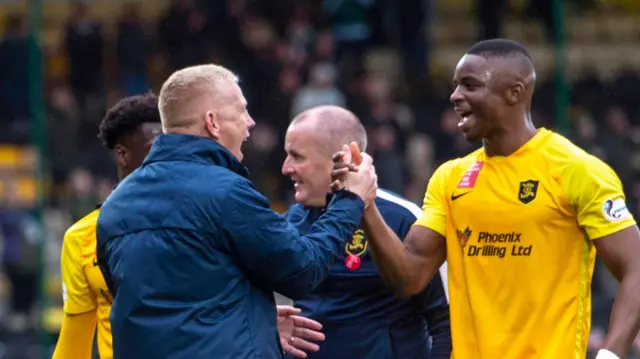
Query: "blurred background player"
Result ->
[[332, 39, 640, 359], [281, 105, 451, 359], [53, 93, 162, 359]]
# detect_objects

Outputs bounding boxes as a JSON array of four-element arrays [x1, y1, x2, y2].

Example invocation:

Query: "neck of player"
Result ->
[[482, 112, 537, 157], [117, 166, 132, 182]]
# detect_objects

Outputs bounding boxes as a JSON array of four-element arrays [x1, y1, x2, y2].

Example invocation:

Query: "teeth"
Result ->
[[458, 116, 469, 127]]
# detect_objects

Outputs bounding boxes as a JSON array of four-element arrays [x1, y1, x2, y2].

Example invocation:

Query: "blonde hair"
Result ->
[[158, 64, 238, 132]]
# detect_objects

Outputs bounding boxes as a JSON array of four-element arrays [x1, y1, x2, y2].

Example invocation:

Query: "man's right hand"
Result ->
[[331, 143, 377, 207]]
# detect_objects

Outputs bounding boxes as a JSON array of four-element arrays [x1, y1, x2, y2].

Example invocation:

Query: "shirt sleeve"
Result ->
[[413, 161, 452, 236], [52, 311, 97, 359], [565, 155, 636, 240], [61, 230, 96, 314]]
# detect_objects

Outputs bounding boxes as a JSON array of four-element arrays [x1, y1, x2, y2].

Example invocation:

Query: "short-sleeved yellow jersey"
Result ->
[[61, 209, 113, 359], [415, 128, 635, 359]]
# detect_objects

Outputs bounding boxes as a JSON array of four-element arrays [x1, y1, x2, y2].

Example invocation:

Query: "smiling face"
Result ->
[[281, 120, 334, 207], [450, 54, 508, 142]]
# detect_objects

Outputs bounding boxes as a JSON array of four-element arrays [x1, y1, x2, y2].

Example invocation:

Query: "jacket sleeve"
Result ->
[[423, 269, 452, 359], [221, 179, 365, 300]]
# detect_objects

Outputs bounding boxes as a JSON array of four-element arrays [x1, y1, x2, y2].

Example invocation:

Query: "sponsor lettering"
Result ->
[[465, 231, 532, 258]]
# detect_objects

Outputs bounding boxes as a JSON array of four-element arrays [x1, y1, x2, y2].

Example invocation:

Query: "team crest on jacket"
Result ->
[[518, 179, 539, 204], [456, 226, 472, 248], [345, 229, 367, 256]]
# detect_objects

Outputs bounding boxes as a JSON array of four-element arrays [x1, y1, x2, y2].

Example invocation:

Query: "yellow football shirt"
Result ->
[[415, 128, 635, 358], [61, 209, 113, 359]]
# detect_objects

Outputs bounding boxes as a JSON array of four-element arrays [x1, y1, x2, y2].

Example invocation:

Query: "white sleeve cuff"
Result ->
[[596, 349, 620, 359]]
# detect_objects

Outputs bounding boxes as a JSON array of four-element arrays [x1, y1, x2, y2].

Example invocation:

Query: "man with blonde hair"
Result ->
[[96, 64, 378, 359]]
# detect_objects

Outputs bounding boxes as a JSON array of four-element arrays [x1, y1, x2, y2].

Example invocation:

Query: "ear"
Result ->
[[506, 81, 524, 105], [114, 144, 129, 169], [205, 111, 221, 140]]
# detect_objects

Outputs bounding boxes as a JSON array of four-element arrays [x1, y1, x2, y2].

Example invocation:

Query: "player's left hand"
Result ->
[[277, 305, 325, 358]]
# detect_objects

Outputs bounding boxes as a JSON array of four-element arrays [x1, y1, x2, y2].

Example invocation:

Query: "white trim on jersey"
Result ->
[[375, 189, 450, 302]]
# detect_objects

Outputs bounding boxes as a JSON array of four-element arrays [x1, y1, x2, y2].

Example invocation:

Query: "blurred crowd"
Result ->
[[0, 0, 639, 357]]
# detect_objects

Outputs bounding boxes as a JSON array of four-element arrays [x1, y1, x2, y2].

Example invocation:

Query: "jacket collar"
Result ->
[[143, 134, 249, 178], [303, 193, 335, 212]]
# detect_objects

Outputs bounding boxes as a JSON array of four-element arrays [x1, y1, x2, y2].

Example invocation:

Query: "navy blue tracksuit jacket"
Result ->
[[284, 189, 451, 359], [96, 134, 366, 359]]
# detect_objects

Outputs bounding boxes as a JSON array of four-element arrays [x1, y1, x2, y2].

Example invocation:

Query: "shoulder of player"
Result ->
[[375, 188, 421, 220], [432, 149, 483, 182], [63, 209, 99, 247], [543, 132, 612, 173], [441, 148, 483, 171]]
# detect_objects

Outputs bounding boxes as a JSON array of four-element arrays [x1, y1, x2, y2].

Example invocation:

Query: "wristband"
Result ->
[[596, 349, 620, 359]]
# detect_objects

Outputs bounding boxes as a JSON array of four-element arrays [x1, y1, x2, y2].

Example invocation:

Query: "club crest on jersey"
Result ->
[[345, 229, 367, 256], [456, 226, 472, 248], [518, 180, 539, 204]]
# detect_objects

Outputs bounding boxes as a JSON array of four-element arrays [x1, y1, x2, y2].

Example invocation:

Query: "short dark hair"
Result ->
[[98, 93, 160, 149], [466, 38, 532, 60]]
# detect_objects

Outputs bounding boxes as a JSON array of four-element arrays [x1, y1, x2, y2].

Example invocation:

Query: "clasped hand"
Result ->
[[330, 142, 377, 207]]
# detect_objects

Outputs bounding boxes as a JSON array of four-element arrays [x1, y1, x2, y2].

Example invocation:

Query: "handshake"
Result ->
[[330, 142, 378, 207]]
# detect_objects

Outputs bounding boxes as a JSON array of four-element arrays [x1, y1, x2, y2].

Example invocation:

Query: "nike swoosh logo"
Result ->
[[451, 192, 470, 201]]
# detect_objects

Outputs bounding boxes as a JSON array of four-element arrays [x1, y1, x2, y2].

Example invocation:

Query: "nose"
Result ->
[[450, 86, 464, 104], [247, 115, 256, 130], [281, 157, 294, 176]]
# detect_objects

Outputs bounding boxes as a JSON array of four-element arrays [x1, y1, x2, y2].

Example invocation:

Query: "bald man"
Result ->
[[333, 39, 640, 359], [96, 65, 378, 359], [281, 106, 451, 359]]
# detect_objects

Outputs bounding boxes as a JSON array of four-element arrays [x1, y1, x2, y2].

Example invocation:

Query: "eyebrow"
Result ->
[[454, 75, 483, 84], [287, 149, 303, 157]]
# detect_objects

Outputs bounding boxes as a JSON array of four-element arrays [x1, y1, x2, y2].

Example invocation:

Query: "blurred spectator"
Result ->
[[260, 66, 301, 133], [64, 168, 98, 222], [311, 31, 336, 64], [158, 0, 209, 71], [116, 4, 150, 96], [291, 62, 345, 117], [370, 123, 407, 194], [64, 1, 105, 131], [385, 0, 430, 78], [434, 108, 477, 162], [0, 188, 38, 334], [0, 14, 30, 143], [601, 107, 633, 186], [322, 0, 375, 72], [286, 6, 315, 64], [404, 134, 435, 202], [476, 0, 506, 40]]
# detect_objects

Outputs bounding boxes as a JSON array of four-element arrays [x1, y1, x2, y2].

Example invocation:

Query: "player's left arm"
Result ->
[[421, 269, 452, 359], [52, 311, 97, 359], [570, 158, 640, 358], [395, 205, 451, 358], [594, 226, 640, 358]]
